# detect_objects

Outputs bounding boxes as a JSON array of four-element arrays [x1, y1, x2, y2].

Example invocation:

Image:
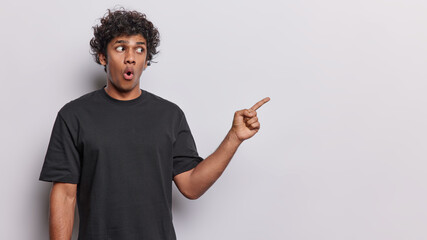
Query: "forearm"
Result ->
[[49, 187, 76, 240], [188, 129, 242, 198], [176, 98, 269, 199]]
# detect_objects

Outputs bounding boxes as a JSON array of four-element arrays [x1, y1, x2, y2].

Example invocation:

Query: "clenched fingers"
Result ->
[[248, 121, 261, 130], [246, 116, 258, 125]]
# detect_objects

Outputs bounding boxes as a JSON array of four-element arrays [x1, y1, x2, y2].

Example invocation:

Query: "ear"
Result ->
[[99, 53, 107, 66], [143, 60, 149, 70]]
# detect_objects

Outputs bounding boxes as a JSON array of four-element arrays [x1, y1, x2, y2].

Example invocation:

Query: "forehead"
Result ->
[[109, 34, 146, 45]]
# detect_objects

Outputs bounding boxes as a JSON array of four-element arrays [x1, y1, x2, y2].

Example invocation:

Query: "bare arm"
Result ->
[[49, 182, 77, 240], [174, 97, 270, 199], [174, 130, 242, 199]]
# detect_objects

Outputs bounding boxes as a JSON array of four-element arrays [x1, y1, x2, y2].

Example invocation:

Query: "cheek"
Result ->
[[108, 57, 122, 72]]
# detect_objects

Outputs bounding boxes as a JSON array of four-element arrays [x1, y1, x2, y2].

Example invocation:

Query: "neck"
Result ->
[[104, 81, 141, 101]]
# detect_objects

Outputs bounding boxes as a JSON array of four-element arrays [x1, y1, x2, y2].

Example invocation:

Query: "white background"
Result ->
[[1, 0, 426, 239]]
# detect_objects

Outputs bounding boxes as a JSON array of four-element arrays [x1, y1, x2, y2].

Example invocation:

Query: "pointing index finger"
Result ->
[[250, 97, 270, 111]]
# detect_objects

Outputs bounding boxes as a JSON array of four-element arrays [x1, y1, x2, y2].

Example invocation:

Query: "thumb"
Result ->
[[234, 109, 254, 120]]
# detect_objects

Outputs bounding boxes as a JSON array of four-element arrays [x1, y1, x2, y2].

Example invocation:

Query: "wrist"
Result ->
[[227, 129, 244, 146]]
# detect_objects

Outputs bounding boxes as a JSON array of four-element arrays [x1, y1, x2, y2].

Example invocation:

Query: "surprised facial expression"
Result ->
[[99, 34, 148, 91]]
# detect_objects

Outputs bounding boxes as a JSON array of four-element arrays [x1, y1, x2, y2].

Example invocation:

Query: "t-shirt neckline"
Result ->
[[99, 85, 145, 106]]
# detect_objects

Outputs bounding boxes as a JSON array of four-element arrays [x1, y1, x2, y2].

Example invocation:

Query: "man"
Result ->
[[39, 8, 270, 240]]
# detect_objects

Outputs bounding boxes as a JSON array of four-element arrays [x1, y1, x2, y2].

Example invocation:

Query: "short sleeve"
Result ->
[[39, 112, 81, 184], [172, 110, 204, 177]]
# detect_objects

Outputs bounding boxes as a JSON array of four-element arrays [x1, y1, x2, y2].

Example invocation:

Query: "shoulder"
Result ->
[[143, 90, 185, 117], [57, 89, 99, 120]]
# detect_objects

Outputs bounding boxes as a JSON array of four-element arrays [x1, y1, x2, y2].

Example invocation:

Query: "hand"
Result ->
[[230, 97, 270, 142]]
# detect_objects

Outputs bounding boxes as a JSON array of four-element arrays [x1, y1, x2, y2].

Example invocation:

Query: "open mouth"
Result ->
[[123, 68, 134, 80]]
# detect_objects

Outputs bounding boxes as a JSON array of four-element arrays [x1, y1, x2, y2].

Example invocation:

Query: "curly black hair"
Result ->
[[90, 8, 160, 72]]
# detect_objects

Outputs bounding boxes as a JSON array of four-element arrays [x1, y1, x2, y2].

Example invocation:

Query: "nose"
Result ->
[[124, 51, 135, 64]]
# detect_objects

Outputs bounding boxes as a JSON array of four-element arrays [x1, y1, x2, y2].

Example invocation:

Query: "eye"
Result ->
[[136, 47, 144, 53], [115, 46, 125, 52]]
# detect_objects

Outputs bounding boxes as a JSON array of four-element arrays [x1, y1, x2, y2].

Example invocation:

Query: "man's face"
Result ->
[[99, 34, 148, 92]]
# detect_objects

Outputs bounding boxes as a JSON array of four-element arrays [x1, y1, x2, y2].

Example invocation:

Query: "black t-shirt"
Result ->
[[39, 85, 204, 240]]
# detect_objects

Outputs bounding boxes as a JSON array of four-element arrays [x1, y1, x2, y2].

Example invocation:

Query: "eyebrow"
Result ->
[[114, 40, 146, 45]]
